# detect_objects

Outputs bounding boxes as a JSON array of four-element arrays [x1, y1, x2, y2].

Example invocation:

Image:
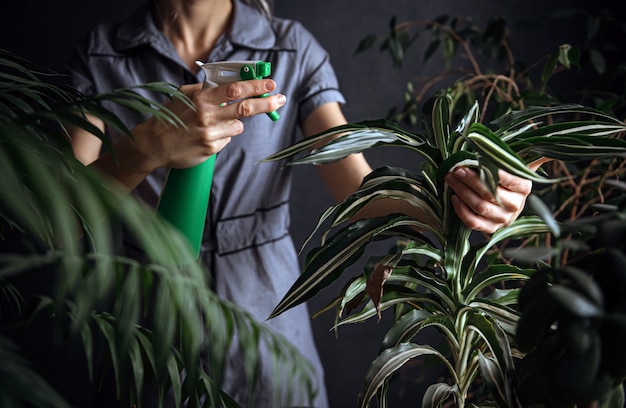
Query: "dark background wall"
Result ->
[[0, 0, 618, 406]]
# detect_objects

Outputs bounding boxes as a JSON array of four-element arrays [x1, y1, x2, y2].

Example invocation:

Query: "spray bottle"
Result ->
[[156, 61, 279, 261]]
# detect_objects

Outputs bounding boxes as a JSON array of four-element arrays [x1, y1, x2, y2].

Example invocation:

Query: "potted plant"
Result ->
[[261, 9, 625, 406], [263, 87, 626, 406], [0, 50, 313, 407]]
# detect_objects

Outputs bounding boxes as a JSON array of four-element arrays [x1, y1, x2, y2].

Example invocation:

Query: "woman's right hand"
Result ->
[[133, 79, 286, 172], [70, 78, 285, 191]]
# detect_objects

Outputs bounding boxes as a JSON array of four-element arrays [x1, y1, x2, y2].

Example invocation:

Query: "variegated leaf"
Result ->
[[422, 382, 457, 408], [463, 265, 535, 302], [270, 215, 431, 318], [471, 216, 554, 274], [358, 343, 456, 408], [335, 287, 448, 327]]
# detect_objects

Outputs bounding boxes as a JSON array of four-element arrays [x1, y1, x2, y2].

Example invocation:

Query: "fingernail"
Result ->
[[277, 94, 286, 105], [265, 80, 276, 92], [454, 167, 467, 178], [446, 174, 457, 185]]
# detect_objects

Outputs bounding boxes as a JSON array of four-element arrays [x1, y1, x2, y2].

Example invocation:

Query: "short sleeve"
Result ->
[[285, 22, 345, 125], [64, 36, 97, 97]]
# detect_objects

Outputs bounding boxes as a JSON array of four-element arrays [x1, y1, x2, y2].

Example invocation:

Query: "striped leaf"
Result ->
[[270, 215, 431, 318], [422, 382, 457, 408], [432, 92, 452, 159], [357, 343, 456, 408], [302, 168, 443, 249], [380, 309, 431, 350], [469, 300, 520, 336], [478, 352, 515, 408], [261, 90, 626, 407], [391, 264, 456, 311], [334, 288, 443, 327], [463, 265, 535, 303], [262, 120, 436, 166], [471, 216, 554, 275], [466, 123, 555, 184], [335, 288, 450, 327], [466, 312, 518, 406], [491, 104, 623, 135]]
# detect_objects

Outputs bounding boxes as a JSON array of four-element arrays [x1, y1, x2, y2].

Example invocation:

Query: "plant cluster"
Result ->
[[262, 6, 626, 406], [355, 7, 626, 126], [515, 187, 626, 407]]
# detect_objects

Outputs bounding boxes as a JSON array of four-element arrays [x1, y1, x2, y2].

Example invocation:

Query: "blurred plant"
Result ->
[[355, 6, 626, 126], [0, 50, 315, 408], [515, 180, 626, 407], [264, 89, 626, 407]]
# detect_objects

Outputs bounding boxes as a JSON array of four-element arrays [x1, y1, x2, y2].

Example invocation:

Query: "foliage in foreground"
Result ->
[[0, 50, 315, 407], [515, 183, 626, 407]]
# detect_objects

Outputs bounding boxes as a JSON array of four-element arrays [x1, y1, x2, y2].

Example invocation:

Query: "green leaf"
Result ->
[[466, 123, 554, 185], [422, 382, 457, 408], [357, 343, 456, 408], [380, 309, 430, 350], [270, 214, 432, 318], [590, 48, 606, 74], [540, 50, 559, 90], [354, 34, 380, 55], [548, 284, 604, 318], [466, 313, 517, 406], [526, 194, 560, 237], [463, 265, 534, 302], [478, 352, 521, 408]]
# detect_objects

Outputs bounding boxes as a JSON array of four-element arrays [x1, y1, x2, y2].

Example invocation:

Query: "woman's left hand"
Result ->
[[445, 167, 534, 234]]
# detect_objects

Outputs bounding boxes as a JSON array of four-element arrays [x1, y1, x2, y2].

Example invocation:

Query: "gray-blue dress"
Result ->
[[67, 2, 344, 406]]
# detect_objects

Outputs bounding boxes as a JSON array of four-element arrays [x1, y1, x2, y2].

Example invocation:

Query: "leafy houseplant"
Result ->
[[354, 8, 626, 239], [0, 51, 314, 408], [264, 91, 626, 406], [515, 183, 626, 407]]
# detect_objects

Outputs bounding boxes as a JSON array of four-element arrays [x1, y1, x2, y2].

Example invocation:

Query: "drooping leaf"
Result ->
[[270, 214, 434, 318], [422, 382, 457, 408], [358, 343, 456, 408]]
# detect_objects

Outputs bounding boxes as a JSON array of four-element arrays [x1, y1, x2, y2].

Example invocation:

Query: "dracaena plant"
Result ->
[[0, 50, 315, 408], [263, 91, 626, 407]]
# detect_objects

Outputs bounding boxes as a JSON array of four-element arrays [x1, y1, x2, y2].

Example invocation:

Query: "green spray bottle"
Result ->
[[156, 61, 279, 261]]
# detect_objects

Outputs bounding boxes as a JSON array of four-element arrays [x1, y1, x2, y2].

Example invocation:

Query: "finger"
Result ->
[[205, 79, 277, 104], [495, 186, 527, 213], [496, 169, 533, 196], [446, 170, 513, 223], [451, 195, 503, 234], [211, 93, 285, 121], [194, 118, 244, 145], [446, 167, 496, 202], [179, 82, 203, 95]]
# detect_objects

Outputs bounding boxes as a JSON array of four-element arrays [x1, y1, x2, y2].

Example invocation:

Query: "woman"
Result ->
[[67, 0, 532, 406]]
